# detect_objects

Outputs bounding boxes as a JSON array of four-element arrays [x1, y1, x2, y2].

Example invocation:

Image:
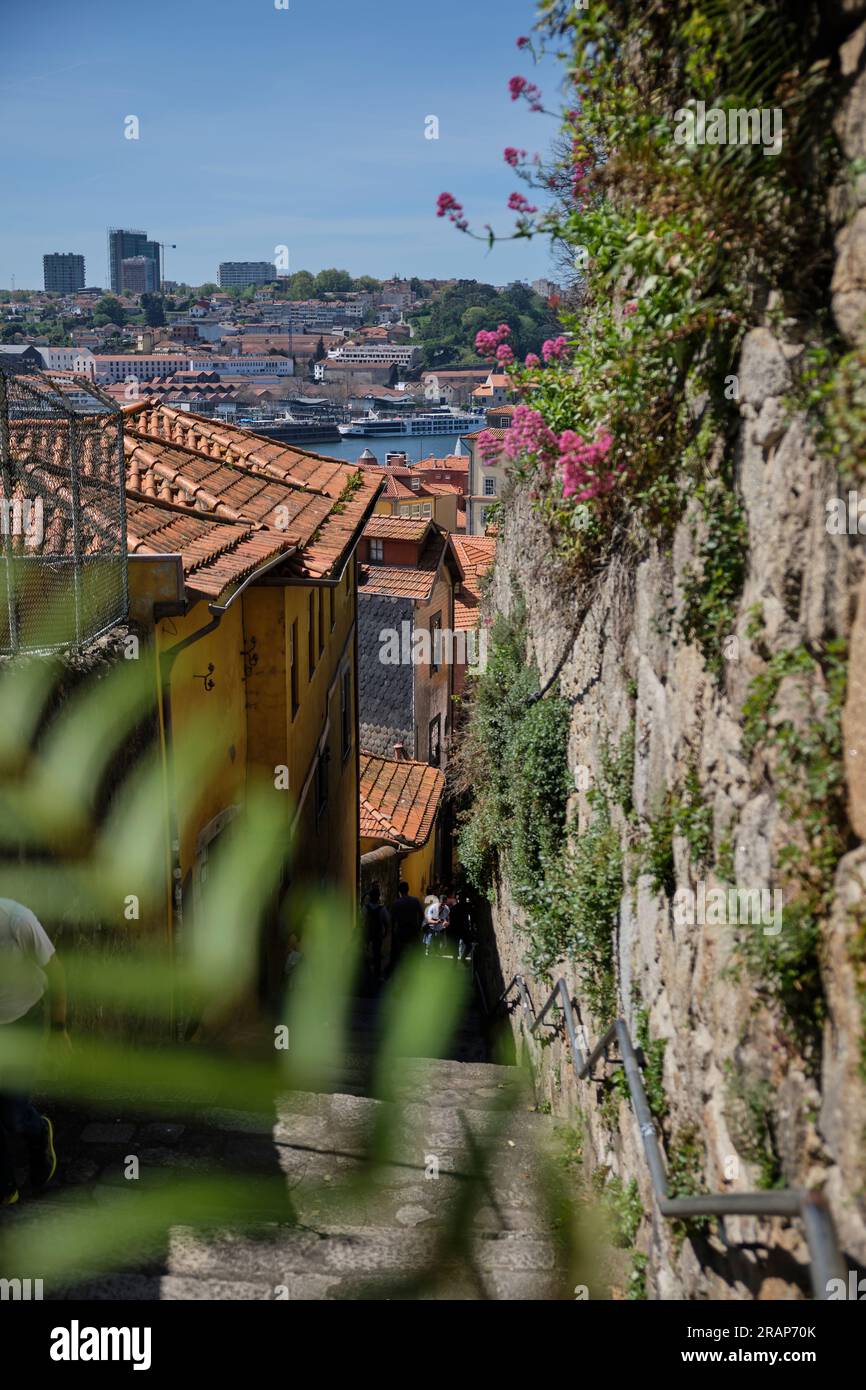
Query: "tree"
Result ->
[[314, 268, 353, 296], [140, 293, 166, 327], [198, 283, 220, 296], [93, 296, 125, 327], [313, 336, 326, 362], [285, 271, 316, 300]]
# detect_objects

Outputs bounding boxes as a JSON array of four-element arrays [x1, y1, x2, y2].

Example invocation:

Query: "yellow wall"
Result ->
[[126, 552, 361, 974], [359, 832, 436, 901]]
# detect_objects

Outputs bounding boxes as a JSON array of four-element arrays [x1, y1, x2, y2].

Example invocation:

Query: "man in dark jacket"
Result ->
[[388, 881, 423, 974]]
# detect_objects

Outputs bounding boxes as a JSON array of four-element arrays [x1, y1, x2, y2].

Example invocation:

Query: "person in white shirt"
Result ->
[[0, 899, 67, 1205]]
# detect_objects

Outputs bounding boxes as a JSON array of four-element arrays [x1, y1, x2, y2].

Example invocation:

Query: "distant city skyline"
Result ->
[[1, 0, 558, 291]]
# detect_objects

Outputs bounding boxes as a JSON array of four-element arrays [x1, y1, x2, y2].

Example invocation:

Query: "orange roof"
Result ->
[[359, 753, 445, 848], [464, 428, 511, 442], [450, 534, 496, 631], [359, 532, 445, 602], [364, 515, 431, 543], [418, 480, 462, 498], [382, 474, 419, 501], [8, 396, 382, 602], [416, 455, 469, 473], [125, 496, 294, 602], [121, 402, 382, 581]]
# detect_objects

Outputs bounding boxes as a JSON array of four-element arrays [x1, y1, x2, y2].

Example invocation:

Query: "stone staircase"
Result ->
[[12, 982, 577, 1300]]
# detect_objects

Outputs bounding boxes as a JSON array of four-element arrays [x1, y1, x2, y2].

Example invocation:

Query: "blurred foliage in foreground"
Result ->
[[0, 638, 595, 1299]]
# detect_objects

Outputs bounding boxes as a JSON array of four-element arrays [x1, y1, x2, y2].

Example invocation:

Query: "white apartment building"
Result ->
[[77, 353, 294, 384], [328, 344, 419, 368], [37, 346, 95, 372]]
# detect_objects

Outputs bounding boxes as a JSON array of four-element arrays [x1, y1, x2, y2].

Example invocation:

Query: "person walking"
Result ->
[[0, 899, 67, 1206], [362, 883, 390, 988], [388, 881, 423, 975], [451, 890, 476, 961], [422, 895, 444, 955]]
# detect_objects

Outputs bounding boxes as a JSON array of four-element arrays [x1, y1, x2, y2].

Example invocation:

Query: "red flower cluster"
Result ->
[[558, 430, 619, 502], [503, 147, 527, 168], [436, 191, 468, 232], [475, 323, 512, 357], [508, 191, 538, 215], [542, 335, 570, 363], [508, 75, 543, 110], [477, 405, 622, 506]]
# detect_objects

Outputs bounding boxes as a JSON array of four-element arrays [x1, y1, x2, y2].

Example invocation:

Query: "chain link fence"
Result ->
[[0, 367, 128, 653]]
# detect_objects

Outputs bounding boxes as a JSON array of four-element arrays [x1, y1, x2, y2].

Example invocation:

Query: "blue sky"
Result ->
[[1, 0, 562, 291]]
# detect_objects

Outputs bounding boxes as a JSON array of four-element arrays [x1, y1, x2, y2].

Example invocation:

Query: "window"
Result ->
[[290, 618, 299, 718], [429, 611, 442, 674], [341, 666, 352, 760], [370, 538, 384, 563], [428, 715, 441, 769], [308, 591, 316, 677], [329, 585, 336, 632], [483, 477, 496, 497]]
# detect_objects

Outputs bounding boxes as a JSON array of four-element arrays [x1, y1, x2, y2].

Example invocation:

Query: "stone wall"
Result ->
[[483, 15, 866, 1301]]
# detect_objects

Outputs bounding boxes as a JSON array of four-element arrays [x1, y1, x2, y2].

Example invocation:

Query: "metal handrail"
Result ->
[[493, 974, 846, 1300]]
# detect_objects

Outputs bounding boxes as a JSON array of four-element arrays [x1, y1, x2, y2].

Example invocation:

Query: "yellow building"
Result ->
[[120, 403, 382, 997], [359, 752, 446, 900]]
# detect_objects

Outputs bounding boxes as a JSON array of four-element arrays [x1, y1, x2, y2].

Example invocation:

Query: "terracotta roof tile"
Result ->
[[450, 535, 496, 631], [364, 515, 431, 543], [359, 753, 445, 848], [359, 532, 445, 602], [121, 402, 382, 581]]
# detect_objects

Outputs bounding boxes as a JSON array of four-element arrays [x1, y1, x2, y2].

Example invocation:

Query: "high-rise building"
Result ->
[[43, 252, 86, 293], [107, 228, 160, 293], [121, 256, 158, 293], [218, 261, 276, 289]]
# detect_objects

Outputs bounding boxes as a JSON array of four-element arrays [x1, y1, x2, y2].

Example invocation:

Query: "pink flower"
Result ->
[[476, 324, 513, 356], [504, 147, 526, 167], [476, 430, 503, 465], [496, 344, 515, 365], [501, 404, 559, 469], [623, 300, 638, 317], [516, 36, 530, 49], [436, 192, 469, 232], [509, 75, 543, 108], [508, 76, 528, 100], [542, 335, 570, 363], [508, 191, 538, 215], [524, 353, 541, 368], [558, 430, 621, 501]]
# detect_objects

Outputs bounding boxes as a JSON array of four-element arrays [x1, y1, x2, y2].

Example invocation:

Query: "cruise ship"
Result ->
[[339, 409, 487, 438]]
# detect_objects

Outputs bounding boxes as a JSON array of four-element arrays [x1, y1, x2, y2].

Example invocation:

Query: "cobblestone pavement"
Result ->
[[1, 989, 578, 1300]]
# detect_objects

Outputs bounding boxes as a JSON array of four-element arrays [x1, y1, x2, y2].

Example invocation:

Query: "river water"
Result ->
[[311, 433, 470, 466]]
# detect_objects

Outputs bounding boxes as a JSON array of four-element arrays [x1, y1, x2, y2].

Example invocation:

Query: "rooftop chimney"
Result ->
[[393, 742, 406, 761]]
